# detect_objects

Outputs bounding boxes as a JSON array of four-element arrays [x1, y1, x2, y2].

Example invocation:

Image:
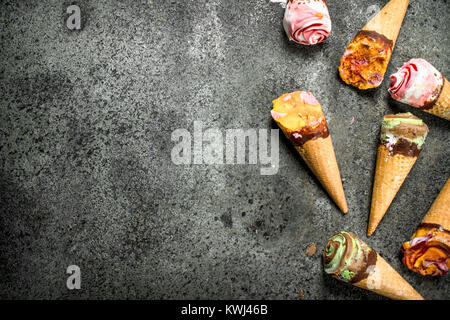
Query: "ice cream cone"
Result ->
[[401, 178, 450, 276], [324, 231, 423, 300], [339, 0, 410, 89], [271, 91, 348, 213], [362, 0, 410, 47], [368, 145, 417, 236], [424, 77, 450, 121], [421, 178, 450, 230], [368, 113, 429, 236]]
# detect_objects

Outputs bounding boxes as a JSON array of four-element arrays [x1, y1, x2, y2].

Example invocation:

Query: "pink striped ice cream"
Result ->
[[283, 0, 332, 45], [389, 58, 444, 109]]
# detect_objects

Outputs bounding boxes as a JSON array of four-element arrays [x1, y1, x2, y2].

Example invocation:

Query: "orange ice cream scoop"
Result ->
[[271, 91, 329, 146], [339, 31, 393, 89], [338, 0, 410, 90], [402, 224, 450, 276]]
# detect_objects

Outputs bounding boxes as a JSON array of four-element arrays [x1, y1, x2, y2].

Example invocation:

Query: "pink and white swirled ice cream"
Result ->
[[389, 58, 444, 109], [283, 0, 331, 45]]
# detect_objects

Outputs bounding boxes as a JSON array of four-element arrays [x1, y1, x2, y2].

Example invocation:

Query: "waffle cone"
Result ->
[[424, 77, 450, 121], [294, 136, 348, 213], [421, 178, 450, 230], [368, 145, 418, 236], [354, 253, 423, 300], [362, 0, 409, 45]]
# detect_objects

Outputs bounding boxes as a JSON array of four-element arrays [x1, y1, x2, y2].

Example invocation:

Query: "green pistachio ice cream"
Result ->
[[380, 113, 429, 156], [323, 232, 377, 283]]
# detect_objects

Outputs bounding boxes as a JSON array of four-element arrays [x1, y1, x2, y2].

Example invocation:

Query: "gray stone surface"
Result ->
[[0, 0, 448, 299]]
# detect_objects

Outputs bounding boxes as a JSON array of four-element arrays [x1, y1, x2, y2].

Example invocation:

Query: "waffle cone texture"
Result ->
[[280, 129, 348, 213], [368, 145, 418, 236], [362, 0, 409, 46], [354, 253, 423, 300], [421, 178, 450, 230]]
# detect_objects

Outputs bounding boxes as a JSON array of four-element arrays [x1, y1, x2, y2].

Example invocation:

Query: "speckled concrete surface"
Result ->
[[0, 0, 449, 299]]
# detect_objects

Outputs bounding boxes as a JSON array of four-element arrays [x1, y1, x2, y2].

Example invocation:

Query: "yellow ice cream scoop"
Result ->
[[271, 91, 328, 146]]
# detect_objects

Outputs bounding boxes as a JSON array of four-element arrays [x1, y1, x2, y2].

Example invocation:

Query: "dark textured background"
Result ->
[[0, 0, 449, 299]]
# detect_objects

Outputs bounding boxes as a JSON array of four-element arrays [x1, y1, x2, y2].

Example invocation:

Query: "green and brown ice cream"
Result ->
[[380, 113, 429, 157], [323, 231, 377, 283]]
